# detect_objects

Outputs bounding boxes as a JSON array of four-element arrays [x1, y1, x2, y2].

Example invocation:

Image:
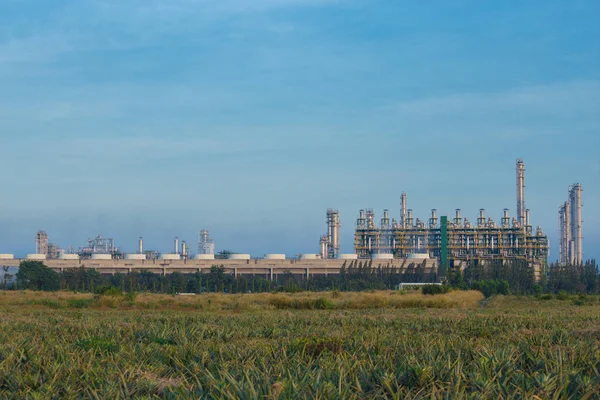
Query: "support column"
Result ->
[[269, 268, 273, 281], [306, 268, 310, 280]]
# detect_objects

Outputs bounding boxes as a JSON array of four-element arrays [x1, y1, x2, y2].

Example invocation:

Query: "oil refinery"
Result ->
[[352, 160, 550, 271], [0, 159, 585, 279]]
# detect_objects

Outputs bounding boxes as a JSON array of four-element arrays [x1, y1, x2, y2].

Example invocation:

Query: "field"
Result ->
[[0, 290, 599, 399]]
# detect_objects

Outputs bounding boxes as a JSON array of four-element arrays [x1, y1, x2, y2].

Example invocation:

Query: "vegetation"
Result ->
[[3, 259, 598, 299], [15, 261, 60, 291], [0, 290, 598, 398]]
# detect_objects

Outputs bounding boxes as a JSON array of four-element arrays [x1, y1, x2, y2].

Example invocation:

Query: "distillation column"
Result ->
[[400, 192, 407, 229], [569, 184, 583, 264], [516, 159, 526, 227], [559, 202, 571, 264], [326, 209, 341, 259]]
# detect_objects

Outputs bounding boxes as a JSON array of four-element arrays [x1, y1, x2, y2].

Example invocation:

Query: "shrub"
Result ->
[[95, 286, 122, 296], [314, 297, 335, 310], [421, 285, 450, 295], [67, 298, 94, 308], [124, 291, 138, 302], [556, 290, 569, 300]]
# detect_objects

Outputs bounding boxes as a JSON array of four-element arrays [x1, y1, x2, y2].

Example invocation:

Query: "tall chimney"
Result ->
[[138, 237, 143, 254], [174, 237, 179, 255], [401, 192, 407, 229], [516, 159, 526, 227]]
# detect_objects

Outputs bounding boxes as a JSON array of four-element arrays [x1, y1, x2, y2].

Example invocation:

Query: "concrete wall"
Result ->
[[2, 258, 438, 277]]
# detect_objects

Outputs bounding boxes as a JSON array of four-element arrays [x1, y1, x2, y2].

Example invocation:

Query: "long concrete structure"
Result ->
[[1, 257, 438, 279]]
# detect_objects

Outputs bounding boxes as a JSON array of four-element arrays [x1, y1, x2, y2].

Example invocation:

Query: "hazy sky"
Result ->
[[0, 0, 598, 260]]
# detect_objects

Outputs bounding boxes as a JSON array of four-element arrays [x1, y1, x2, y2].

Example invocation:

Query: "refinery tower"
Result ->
[[558, 184, 583, 265]]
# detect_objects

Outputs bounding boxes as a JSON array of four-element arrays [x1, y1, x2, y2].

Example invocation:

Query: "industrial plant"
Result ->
[[0, 159, 585, 279], [352, 160, 550, 270]]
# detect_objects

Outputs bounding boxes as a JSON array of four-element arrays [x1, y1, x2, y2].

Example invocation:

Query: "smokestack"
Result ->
[[407, 209, 413, 228], [516, 159, 526, 227], [181, 241, 187, 257], [138, 237, 143, 254], [174, 237, 179, 255], [401, 192, 407, 229]]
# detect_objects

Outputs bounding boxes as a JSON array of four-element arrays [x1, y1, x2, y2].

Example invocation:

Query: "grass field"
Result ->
[[0, 290, 599, 399]]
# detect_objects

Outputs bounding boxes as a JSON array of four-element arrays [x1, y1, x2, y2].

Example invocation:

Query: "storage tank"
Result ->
[[372, 253, 394, 260], [160, 254, 181, 261], [338, 254, 358, 260], [194, 254, 215, 260], [91, 254, 112, 260], [229, 254, 251, 260], [59, 254, 80, 260], [125, 254, 146, 260], [265, 254, 286, 260], [26, 254, 47, 261], [0, 254, 15, 260], [300, 254, 318, 260]]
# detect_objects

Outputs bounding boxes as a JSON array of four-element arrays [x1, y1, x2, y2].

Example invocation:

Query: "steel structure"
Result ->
[[323, 209, 341, 259], [35, 231, 49, 255], [78, 235, 118, 259], [559, 184, 583, 264], [354, 160, 549, 268], [198, 230, 215, 255]]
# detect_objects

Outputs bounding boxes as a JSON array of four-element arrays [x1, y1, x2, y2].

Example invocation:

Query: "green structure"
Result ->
[[440, 216, 448, 277]]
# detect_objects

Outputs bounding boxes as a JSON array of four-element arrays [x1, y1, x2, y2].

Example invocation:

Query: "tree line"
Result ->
[[4, 258, 599, 295]]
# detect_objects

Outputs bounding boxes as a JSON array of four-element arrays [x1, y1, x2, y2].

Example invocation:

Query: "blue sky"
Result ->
[[0, 0, 598, 260]]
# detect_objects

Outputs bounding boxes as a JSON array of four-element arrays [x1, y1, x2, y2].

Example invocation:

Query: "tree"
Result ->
[[16, 261, 60, 291]]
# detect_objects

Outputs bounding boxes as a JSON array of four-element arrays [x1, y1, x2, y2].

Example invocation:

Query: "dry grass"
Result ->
[[0, 290, 483, 311]]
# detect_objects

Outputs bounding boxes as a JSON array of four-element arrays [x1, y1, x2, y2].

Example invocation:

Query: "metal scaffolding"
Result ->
[[354, 160, 549, 268]]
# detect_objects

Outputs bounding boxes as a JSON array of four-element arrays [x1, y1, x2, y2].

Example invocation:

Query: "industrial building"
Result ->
[[2, 159, 566, 280], [353, 160, 549, 269], [320, 209, 341, 259], [558, 184, 584, 265]]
